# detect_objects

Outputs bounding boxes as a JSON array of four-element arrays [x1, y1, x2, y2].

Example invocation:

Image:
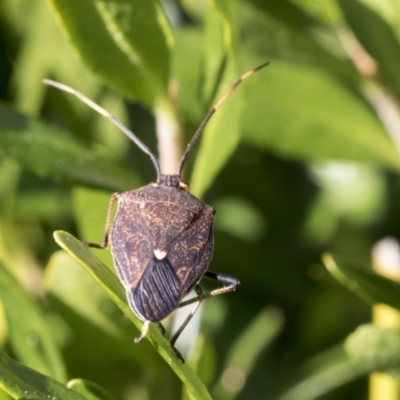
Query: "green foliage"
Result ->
[[47, 0, 172, 107], [0, 350, 86, 400], [1, 0, 400, 399], [324, 254, 400, 309]]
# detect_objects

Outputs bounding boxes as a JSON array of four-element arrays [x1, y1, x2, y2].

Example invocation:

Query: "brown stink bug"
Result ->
[[44, 62, 269, 355]]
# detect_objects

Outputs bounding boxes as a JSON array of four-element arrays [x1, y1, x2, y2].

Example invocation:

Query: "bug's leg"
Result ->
[[134, 320, 151, 343], [170, 284, 203, 348], [158, 323, 166, 335], [178, 271, 240, 308], [83, 193, 118, 249]]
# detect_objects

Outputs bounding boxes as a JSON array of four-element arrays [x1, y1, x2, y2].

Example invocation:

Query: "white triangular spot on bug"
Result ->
[[154, 249, 167, 260]]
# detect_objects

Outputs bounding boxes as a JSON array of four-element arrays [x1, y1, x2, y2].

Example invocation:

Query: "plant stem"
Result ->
[[154, 82, 182, 175]]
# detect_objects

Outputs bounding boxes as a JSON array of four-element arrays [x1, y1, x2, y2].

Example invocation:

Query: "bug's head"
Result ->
[[155, 174, 189, 190]]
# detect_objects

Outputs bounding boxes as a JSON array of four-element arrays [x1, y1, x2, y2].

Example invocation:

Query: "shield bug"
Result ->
[[44, 61, 269, 355]]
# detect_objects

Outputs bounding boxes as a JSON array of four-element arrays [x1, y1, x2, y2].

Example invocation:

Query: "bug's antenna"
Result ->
[[177, 61, 270, 177], [43, 79, 162, 181]]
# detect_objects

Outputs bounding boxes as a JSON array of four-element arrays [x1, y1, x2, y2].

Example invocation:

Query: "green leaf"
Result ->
[[247, 0, 324, 33], [190, 56, 270, 197], [242, 1, 356, 82], [0, 104, 138, 191], [0, 264, 66, 383], [323, 253, 400, 310], [338, 0, 400, 99], [53, 231, 212, 400], [212, 307, 284, 400], [345, 325, 400, 381], [0, 299, 8, 348], [288, 0, 342, 25], [0, 350, 86, 400], [212, 0, 239, 52], [46, 251, 123, 339], [45, 251, 153, 364], [185, 334, 217, 388], [72, 187, 115, 268], [201, 5, 226, 106], [47, 0, 173, 108], [11, 1, 61, 116], [11, 1, 99, 119], [191, 68, 244, 197], [14, 189, 72, 225], [224, 307, 283, 370], [67, 379, 115, 400], [0, 387, 12, 400], [277, 345, 367, 400], [242, 61, 400, 170], [172, 28, 204, 123]]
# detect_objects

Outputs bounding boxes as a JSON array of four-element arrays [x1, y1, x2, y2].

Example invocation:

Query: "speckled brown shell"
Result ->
[[109, 182, 214, 322]]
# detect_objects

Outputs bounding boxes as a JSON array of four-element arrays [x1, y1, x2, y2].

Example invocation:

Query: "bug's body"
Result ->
[[110, 175, 214, 323], [44, 61, 268, 357]]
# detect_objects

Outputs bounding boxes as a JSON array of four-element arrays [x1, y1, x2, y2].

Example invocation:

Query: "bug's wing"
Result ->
[[129, 257, 181, 322], [169, 205, 215, 294], [110, 197, 153, 289]]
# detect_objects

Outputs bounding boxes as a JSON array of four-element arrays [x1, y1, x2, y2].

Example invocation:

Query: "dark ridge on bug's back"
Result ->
[[131, 257, 181, 322]]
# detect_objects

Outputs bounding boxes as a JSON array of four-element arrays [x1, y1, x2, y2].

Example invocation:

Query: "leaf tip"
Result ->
[[53, 230, 68, 244], [322, 252, 336, 272]]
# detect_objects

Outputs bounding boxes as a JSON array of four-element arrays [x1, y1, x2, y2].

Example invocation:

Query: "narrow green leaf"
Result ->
[[213, 307, 284, 400], [323, 253, 400, 310], [0, 105, 138, 191], [47, 0, 173, 108], [247, 0, 323, 33], [45, 251, 153, 364], [201, 7, 226, 105], [12, 1, 60, 115], [185, 334, 217, 388], [11, 1, 99, 118], [172, 28, 204, 123], [191, 72, 243, 198], [345, 325, 400, 381], [277, 345, 367, 400], [14, 189, 72, 225], [242, 62, 400, 170], [0, 264, 66, 383], [72, 187, 115, 268], [0, 299, 8, 348], [53, 231, 212, 400], [191, 60, 272, 197], [338, 0, 400, 99], [0, 350, 86, 400], [212, 0, 238, 52], [243, 1, 356, 82], [67, 379, 115, 400], [46, 251, 123, 340], [287, 0, 342, 25], [225, 307, 283, 371], [0, 387, 12, 400]]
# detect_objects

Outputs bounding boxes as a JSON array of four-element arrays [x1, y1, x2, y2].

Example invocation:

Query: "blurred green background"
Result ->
[[1, 0, 400, 399]]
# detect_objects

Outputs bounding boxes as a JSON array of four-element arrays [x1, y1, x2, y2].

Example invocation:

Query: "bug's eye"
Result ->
[[179, 180, 190, 190]]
